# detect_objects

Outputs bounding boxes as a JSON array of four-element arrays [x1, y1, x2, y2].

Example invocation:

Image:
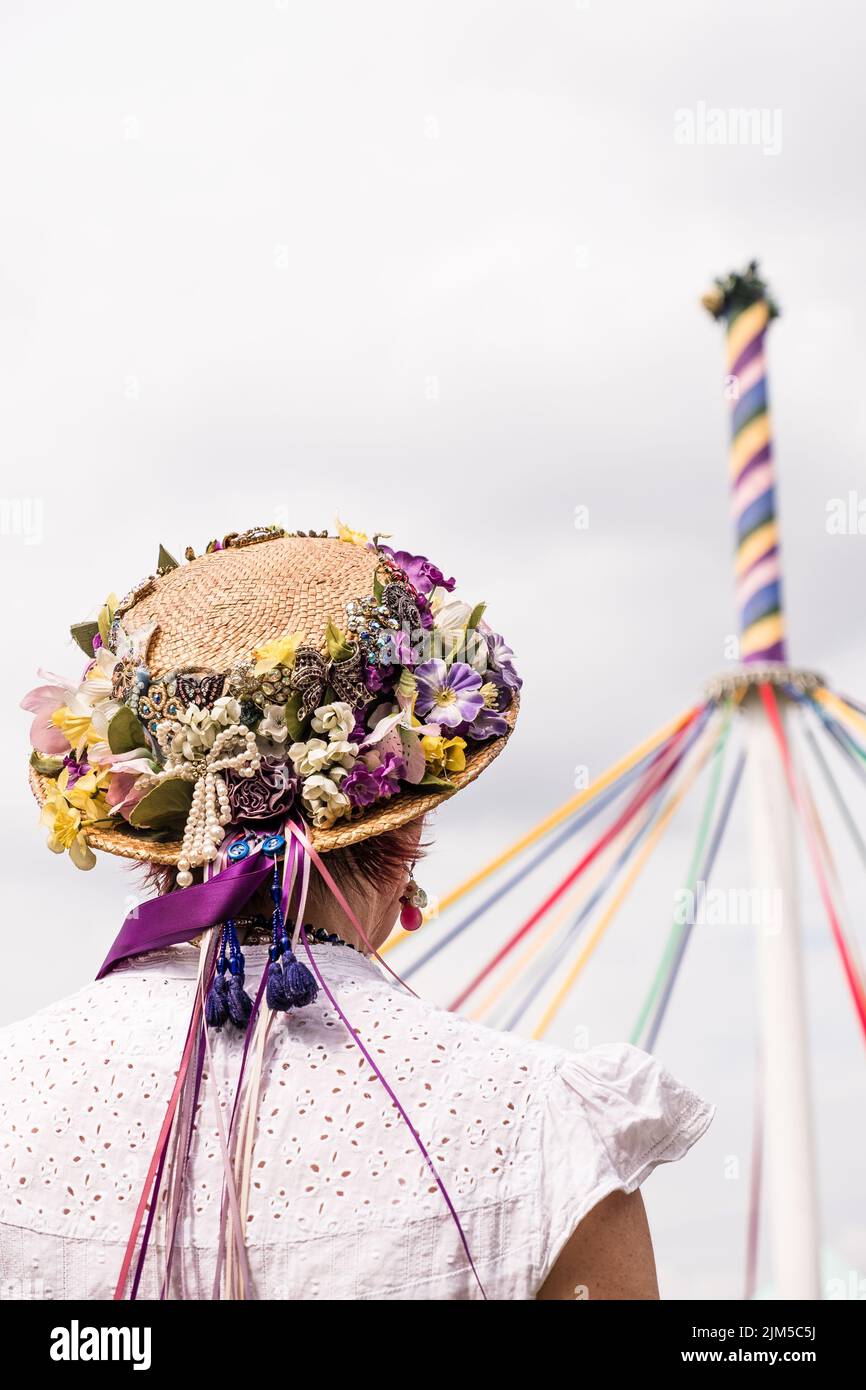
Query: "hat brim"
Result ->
[[27, 698, 518, 865]]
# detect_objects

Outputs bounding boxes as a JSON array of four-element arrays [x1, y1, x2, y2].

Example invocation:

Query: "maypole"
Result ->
[[704, 263, 820, 1299], [387, 261, 866, 1300]]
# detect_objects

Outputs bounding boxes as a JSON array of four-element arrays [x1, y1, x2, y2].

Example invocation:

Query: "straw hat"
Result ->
[[27, 529, 517, 868]]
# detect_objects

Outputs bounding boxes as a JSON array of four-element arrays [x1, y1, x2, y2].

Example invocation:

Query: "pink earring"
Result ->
[[399, 864, 427, 931]]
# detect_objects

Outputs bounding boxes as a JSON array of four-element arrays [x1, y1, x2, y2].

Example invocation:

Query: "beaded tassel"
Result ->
[[205, 921, 254, 1030], [266, 859, 290, 1011], [264, 854, 318, 1012], [225, 921, 254, 1028], [205, 927, 231, 1029]]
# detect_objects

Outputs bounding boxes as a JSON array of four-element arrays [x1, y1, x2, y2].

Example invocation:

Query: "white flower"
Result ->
[[162, 719, 210, 762], [289, 737, 331, 777], [311, 701, 355, 741], [289, 735, 358, 778], [74, 648, 122, 735], [113, 620, 157, 665], [210, 695, 242, 727], [300, 771, 351, 827], [433, 598, 472, 631], [257, 704, 289, 747], [327, 738, 358, 769]]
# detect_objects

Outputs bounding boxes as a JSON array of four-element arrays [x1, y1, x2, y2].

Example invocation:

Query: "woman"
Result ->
[[3, 525, 712, 1300]]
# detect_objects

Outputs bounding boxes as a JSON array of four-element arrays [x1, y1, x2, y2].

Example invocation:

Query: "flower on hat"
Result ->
[[311, 701, 355, 741], [252, 632, 304, 676], [257, 704, 290, 749], [342, 751, 405, 807], [421, 734, 467, 776], [227, 756, 298, 825], [61, 765, 112, 818], [21, 671, 76, 755], [335, 517, 369, 547], [288, 735, 358, 779], [413, 659, 484, 729], [40, 763, 112, 869], [299, 771, 351, 827], [41, 790, 96, 870], [50, 704, 102, 759], [485, 632, 522, 691], [379, 545, 455, 597]]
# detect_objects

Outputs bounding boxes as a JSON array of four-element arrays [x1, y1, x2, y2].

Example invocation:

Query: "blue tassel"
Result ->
[[205, 968, 229, 1029], [206, 929, 231, 1029], [266, 949, 290, 1011], [281, 949, 318, 1008], [224, 921, 254, 1029], [227, 972, 253, 1029]]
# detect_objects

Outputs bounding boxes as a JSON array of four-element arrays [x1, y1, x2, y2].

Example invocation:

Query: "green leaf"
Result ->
[[97, 607, 112, 647], [283, 691, 307, 741], [372, 572, 384, 601], [157, 543, 179, 572], [416, 772, 457, 793], [107, 705, 147, 755], [325, 618, 354, 662], [70, 620, 99, 656], [467, 602, 487, 631], [96, 592, 119, 647], [29, 749, 64, 777], [395, 668, 417, 701], [129, 779, 193, 831]]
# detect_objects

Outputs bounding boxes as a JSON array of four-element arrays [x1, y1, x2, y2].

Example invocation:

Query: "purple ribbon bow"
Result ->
[[97, 852, 274, 978]]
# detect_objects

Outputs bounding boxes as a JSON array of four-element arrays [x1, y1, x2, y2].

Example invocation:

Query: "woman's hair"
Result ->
[[137, 821, 425, 903]]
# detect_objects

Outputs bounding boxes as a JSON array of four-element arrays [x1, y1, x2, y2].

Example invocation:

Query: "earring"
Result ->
[[399, 862, 427, 931]]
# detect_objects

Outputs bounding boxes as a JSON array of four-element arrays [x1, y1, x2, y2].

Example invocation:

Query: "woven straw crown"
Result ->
[[29, 534, 516, 861], [126, 537, 381, 677]]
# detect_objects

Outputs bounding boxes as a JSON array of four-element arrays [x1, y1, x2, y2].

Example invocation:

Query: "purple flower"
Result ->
[[227, 757, 298, 825], [62, 755, 90, 786], [481, 670, 513, 712], [414, 659, 484, 729], [367, 660, 402, 694], [92, 633, 103, 651], [464, 709, 509, 741], [486, 633, 522, 691], [343, 752, 405, 808], [349, 713, 368, 744], [380, 546, 456, 597]]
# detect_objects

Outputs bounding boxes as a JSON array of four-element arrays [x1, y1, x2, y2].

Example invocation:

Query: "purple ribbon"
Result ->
[[96, 852, 273, 978]]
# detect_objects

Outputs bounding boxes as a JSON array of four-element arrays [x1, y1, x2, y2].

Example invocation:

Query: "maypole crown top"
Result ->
[[701, 259, 780, 324]]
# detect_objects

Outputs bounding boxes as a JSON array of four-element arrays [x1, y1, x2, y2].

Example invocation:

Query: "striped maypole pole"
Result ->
[[704, 264, 821, 1300], [703, 262, 786, 664]]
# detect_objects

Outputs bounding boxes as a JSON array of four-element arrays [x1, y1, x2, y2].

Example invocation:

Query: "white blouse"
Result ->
[[0, 941, 712, 1300]]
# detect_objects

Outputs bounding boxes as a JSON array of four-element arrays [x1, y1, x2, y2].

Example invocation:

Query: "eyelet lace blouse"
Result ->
[[0, 942, 712, 1300]]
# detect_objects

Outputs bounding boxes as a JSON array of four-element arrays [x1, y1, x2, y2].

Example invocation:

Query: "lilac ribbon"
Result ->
[[96, 851, 273, 978]]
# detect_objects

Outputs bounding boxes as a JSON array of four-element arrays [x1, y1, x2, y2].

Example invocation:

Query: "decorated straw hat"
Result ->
[[24, 522, 519, 881]]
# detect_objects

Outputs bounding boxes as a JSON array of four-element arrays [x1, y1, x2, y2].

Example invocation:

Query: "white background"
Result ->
[[1, 0, 865, 1299]]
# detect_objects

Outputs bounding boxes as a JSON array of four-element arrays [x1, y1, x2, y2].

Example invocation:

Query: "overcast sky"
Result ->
[[1, 0, 865, 1299]]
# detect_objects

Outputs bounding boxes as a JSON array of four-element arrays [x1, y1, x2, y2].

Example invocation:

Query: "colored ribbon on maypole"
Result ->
[[703, 261, 786, 663]]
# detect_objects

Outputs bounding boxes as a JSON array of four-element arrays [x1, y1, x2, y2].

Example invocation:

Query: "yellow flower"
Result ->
[[335, 517, 368, 547], [40, 790, 96, 870], [59, 766, 111, 821], [252, 632, 305, 676], [50, 705, 101, 757], [421, 734, 467, 776]]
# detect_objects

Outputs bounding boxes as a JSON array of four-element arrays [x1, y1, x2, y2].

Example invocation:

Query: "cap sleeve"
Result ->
[[534, 1042, 713, 1291]]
